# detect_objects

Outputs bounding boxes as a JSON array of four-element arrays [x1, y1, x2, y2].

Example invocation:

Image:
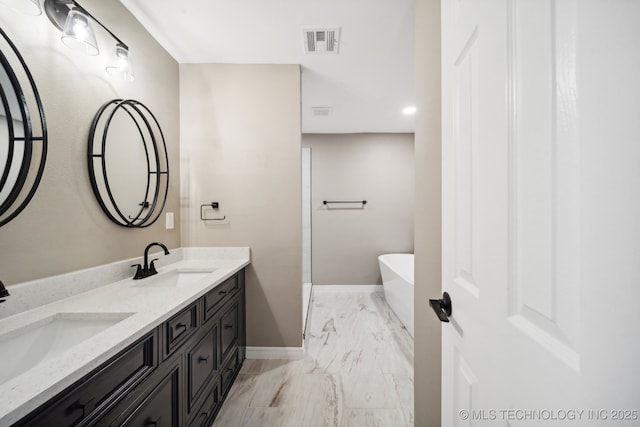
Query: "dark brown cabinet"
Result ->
[[220, 349, 241, 397], [187, 384, 220, 427], [164, 302, 199, 359], [102, 360, 182, 427], [204, 275, 239, 321], [16, 331, 158, 427], [220, 296, 240, 362], [122, 371, 179, 427], [14, 268, 246, 427], [185, 325, 218, 417]]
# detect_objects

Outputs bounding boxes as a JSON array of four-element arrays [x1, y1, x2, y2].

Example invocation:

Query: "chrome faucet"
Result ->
[[132, 242, 170, 280], [0, 280, 9, 303]]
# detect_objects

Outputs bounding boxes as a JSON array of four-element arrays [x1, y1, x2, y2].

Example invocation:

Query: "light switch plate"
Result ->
[[166, 212, 174, 229]]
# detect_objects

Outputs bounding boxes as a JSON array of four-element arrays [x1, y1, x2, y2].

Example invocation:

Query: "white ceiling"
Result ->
[[121, 0, 415, 134]]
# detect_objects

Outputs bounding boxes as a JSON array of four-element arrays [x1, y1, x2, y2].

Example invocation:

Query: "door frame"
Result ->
[[413, 0, 443, 426]]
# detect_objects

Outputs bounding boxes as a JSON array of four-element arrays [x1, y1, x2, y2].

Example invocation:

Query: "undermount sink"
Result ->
[[0, 312, 133, 384], [132, 268, 216, 288]]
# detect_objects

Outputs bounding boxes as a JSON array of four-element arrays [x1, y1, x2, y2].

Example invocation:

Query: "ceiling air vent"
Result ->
[[312, 107, 332, 117], [303, 28, 341, 54]]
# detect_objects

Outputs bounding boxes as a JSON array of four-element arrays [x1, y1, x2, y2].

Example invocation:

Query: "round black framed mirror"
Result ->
[[0, 28, 47, 227], [88, 99, 169, 227]]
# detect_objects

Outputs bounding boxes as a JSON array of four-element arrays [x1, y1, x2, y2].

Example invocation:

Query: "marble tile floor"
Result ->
[[213, 288, 414, 427]]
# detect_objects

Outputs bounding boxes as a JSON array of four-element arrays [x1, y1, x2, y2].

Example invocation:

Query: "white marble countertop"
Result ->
[[0, 247, 250, 425]]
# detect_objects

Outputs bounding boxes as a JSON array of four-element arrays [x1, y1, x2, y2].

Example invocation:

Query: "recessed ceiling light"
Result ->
[[403, 106, 416, 115]]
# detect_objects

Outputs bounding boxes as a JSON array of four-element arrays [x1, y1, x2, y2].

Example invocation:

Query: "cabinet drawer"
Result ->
[[187, 383, 220, 427], [220, 298, 239, 362], [203, 275, 239, 320], [220, 349, 240, 397], [186, 325, 218, 412], [17, 331, 157, 427], [120, 367, 180, 427], [164, 302, 198, 357]]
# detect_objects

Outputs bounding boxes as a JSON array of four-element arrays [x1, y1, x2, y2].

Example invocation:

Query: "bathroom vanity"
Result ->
[[0, 248, 249, 427]]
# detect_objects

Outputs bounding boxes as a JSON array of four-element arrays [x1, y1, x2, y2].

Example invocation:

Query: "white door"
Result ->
[[440, 1, 640, 426]]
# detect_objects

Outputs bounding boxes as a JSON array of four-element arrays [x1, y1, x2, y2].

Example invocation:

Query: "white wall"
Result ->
[[303, 133, 414, 286], [180, 64, 303, 348]]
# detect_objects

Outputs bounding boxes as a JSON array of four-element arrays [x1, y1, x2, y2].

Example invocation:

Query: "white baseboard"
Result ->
[[246, 346, 306, 360], [312, 284, 383, 292]]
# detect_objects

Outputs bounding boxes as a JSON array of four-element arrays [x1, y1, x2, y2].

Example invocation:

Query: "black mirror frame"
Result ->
[[0, 28, 47, 227], [87, 99, 169, 228]]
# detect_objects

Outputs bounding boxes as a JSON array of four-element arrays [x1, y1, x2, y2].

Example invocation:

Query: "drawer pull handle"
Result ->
[[145, 416, 162, 426], [219, 291, 228, 296], [201, 410, 209, 418], [175, 323, 187, 332], [224, 324, 233, 329], [198, 356, 209, 364], [226, 367, 234, 372]]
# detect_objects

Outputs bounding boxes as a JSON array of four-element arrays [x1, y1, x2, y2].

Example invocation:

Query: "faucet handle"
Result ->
[[131, 264, 144, 280], [149, 259, 159, 275]]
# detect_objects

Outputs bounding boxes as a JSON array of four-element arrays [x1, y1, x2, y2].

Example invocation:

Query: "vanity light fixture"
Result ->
[[36, 0, 135, 81], [0, 0, 41, 16], [60, 8, 99, 55], [105, 43, 134, 81]]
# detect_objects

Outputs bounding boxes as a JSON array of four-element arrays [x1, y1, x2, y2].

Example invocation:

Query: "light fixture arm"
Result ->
[[71, 1, 128, 50], [44, 0, 128, 50]]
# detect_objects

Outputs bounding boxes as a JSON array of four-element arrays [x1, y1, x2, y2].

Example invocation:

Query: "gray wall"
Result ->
[[0, 0, 180, 285], [303, 133, 414, 286], [179, 64, 302, 348], [414, 0, 442, 424]]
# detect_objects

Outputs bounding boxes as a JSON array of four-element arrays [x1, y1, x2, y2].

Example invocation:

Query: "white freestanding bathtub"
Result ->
[[378, 253, 414, 337]]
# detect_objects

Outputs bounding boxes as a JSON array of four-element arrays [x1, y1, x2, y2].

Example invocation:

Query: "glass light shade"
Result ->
[[61, 9, 99, 56], [106, 44, 134, 81], [0, 0, 41, 16]]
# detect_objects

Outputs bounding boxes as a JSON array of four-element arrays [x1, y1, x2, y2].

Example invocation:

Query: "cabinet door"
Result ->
[[120, 366, 180, 427], [203, 274, 239, 321], [220, 349, 240, 398], [186, 324, 218, 413], [187, 383, 221, 427], [164, 302, 198, 358], [16, 331, 158, 427], [220, 296, 239, 362]]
